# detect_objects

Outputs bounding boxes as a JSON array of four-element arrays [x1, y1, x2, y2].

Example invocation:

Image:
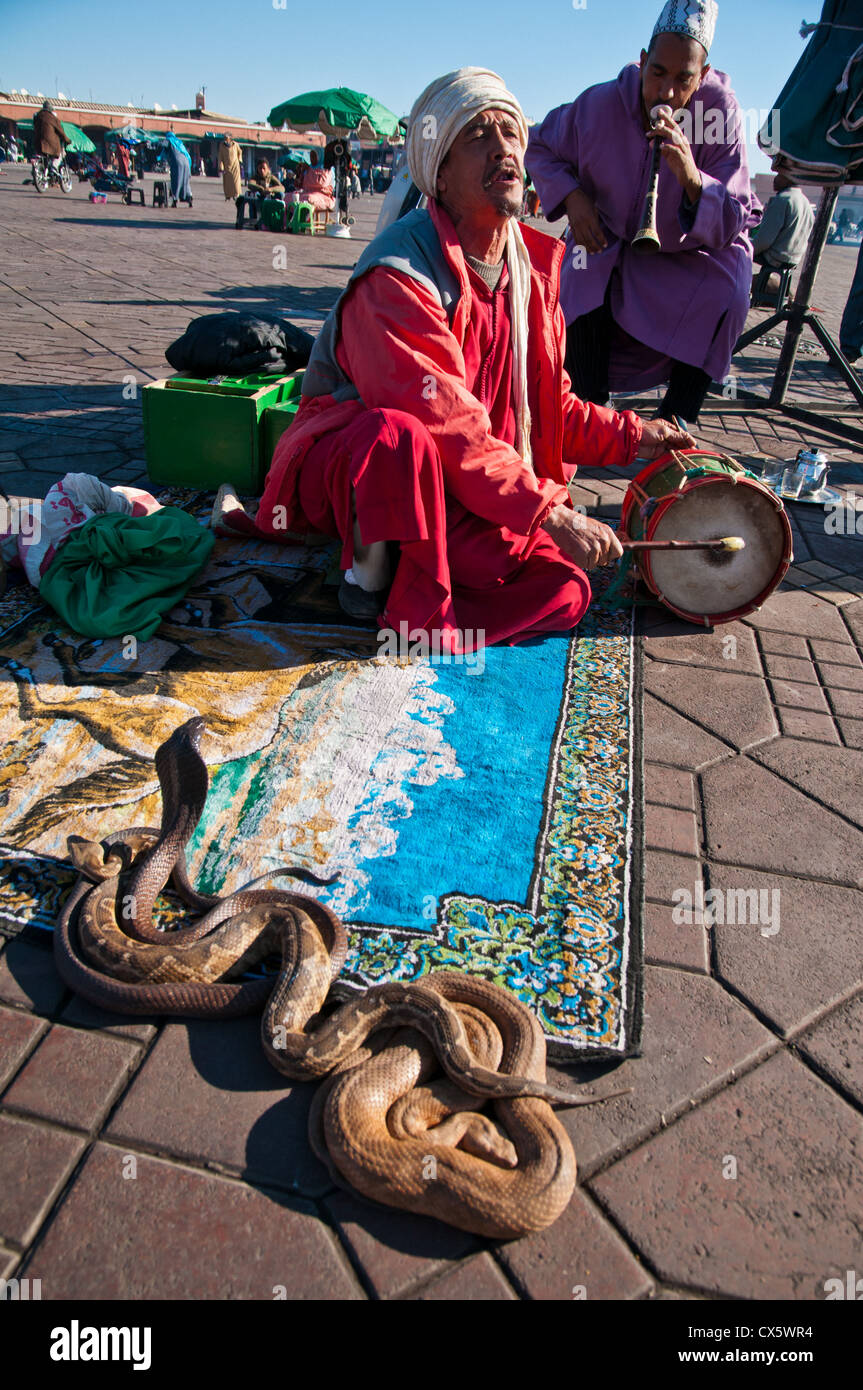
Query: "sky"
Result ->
[[0, 0, 818, 173]]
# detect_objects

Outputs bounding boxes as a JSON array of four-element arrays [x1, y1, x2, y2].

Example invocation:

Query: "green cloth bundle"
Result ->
[[39, 507, 214, 640]]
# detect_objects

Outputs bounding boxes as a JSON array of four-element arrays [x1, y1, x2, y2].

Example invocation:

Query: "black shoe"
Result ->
[[188, 197, 193, 208], [338, 576, 387, 620]]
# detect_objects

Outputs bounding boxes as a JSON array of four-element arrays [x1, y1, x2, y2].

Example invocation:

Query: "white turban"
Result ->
[[406, 68, 534, 468], [652, 0, 718, 53]]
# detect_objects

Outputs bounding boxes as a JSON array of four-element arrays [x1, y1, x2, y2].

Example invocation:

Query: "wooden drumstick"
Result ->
[[622, 536, 746, 553]]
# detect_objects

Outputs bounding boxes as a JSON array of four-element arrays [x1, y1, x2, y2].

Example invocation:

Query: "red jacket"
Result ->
[[256, 201, 643, 539]]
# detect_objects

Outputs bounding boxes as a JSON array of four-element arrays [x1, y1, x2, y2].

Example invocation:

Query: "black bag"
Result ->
[[165, 312, 315, 376]]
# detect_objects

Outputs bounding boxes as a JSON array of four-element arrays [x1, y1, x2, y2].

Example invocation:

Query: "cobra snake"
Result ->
[[55, 717, 629, 1238]]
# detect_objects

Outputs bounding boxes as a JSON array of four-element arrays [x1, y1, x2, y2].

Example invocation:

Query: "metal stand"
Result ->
[[712, 187, 863, 450]]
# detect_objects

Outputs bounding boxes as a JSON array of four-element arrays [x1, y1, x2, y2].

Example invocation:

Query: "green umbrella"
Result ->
[[268, 87, 399, 140], [14, 119, 95, 152], [60, 122, 96, 153], [759, 0, 863, 181]]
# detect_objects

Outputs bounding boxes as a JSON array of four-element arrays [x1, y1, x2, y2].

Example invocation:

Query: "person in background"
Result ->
[[115, 140, 132, 181], [527, 0, 759, 427], [297, 149, 335, 213], [33, 99, 69, 172], [219, 133, 244, 227], [750, 173, 814, 273], [164, 134, 193, 208], [242, 158, 283, 229]]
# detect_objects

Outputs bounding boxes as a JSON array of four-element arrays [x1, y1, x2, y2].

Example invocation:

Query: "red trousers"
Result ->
[[295, 407, 590, 649]]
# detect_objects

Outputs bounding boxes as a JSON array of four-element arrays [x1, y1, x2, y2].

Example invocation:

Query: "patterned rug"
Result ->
[[0, 490, 643, 1061]]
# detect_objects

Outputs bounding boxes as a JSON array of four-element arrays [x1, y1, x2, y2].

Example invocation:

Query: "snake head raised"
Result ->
[[67, 835, 127, 882]]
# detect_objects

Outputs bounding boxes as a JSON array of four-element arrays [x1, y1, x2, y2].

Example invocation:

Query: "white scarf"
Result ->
[[406, 68, 534, 468]]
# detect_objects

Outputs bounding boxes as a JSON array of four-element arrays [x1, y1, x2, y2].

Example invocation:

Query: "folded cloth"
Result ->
[[39, 507, 214, 640], [165, 311, 315, 376], [20, 472, 161, 588]]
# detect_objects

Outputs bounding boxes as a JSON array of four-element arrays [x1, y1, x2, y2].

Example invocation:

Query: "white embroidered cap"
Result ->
[[651, 0, 718, 53]]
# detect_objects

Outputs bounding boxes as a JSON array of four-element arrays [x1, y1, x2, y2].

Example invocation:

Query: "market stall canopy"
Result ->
[[280, 146, 315, 164], [759, 0, 863, 182], [105, 125, 167, 144], [15, 119, 96, 152], [267, 87, 399, 140]]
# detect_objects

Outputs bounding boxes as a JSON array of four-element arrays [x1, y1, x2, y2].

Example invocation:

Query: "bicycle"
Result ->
[[32, 153, 73, 194]]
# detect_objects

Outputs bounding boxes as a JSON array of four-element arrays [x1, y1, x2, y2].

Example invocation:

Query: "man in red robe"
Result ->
[[226, 68, 693, 650]]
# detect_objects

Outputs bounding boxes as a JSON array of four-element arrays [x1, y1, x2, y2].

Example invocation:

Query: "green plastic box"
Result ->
[[143, 371, 302, 492], [260, 377, 305, 470]]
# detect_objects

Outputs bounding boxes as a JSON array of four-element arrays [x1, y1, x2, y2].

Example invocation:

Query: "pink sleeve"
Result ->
[[337, 269, 569, 534]]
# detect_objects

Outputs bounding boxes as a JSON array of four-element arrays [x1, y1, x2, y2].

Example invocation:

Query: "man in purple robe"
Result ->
[[527, 0, 760, 425]]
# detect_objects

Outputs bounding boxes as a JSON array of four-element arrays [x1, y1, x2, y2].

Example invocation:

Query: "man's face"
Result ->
[[639, 33, 709, 118], [435, 108, 524, 225]]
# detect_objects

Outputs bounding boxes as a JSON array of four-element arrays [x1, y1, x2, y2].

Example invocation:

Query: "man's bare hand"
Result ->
[[637, 419, 697, 458], [542, 504, 623, 570], [564, 188, 607, 255]]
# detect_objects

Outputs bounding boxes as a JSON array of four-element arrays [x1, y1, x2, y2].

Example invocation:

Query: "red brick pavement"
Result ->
[[0, 174, 861, 1302]]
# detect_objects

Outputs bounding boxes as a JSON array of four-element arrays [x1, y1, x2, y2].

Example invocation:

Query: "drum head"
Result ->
[[646, 479, 789, 620]]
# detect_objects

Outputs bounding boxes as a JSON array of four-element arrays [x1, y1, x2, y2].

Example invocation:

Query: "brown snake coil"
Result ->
[[55, 717, 629, 1238]]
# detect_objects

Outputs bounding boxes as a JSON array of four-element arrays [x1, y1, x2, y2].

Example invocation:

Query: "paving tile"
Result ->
[[645, 664, 777, 751], [3, 1024, 140, 1131], [644, 899, 710, 973], [642, 621, 762, 674], [496, 1187, 653, 1301], [0, 1007, 47, 1091], [24, 1142, 362, 1299], [744, 588, 850, 639], [796, 993, 863, 1106], [0, 1113, 85, 1248], [805, 534, 863, 572], [644, 849, 701, 905], [752, 631, 809, 658], [796, 560, 844, 579], [709, 864, 863, 1034], [807, 582, 857, 606], [546, 966, 776, 1182], [106, 1017, 331, 1197], [777, 707, 839, 742], [840, 598, 863, 647], [834, 574, 863, 595], [645, 804, 700, 858], [769, 677, 829, 712], [701, 755, 863, 887], [750, 738, 863, 828], [817, 659, 863, 690], [763, 653, 820, 684], [644, 763, 695, 811], [322, 1188, 477, 1299], [59, 993, 159, 1043], [827, 686, 863, 718], [0, 939, 68, 1017], [781, 565, 814, 586], [643, 694, 732, 770], [837, 716, 863, 748], [409, 1253, 518, 1300], [590, 1050, 863, 1299]]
